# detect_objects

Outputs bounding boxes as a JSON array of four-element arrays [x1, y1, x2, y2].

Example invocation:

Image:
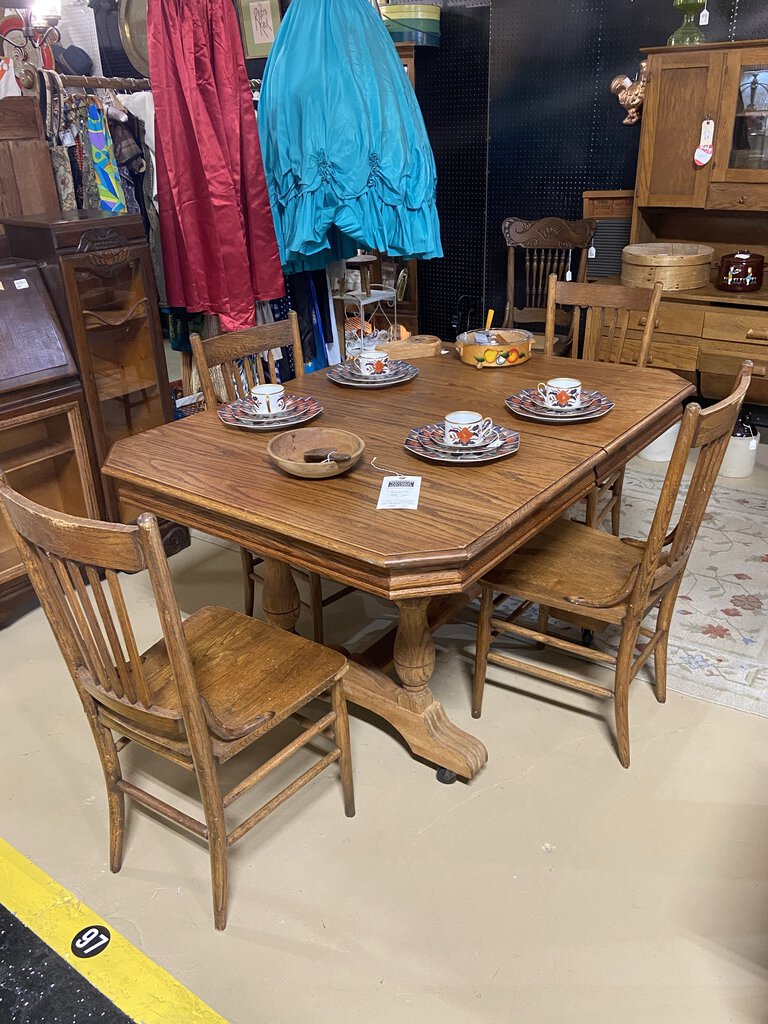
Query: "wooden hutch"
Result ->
[[628, 39, 768, 403]]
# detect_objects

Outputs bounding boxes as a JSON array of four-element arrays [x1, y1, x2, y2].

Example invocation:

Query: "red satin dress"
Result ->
[[148, 0, 283, 330]]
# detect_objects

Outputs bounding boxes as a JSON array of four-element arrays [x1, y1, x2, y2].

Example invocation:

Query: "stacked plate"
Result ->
[[327, 360, 419, 388], [217, 395, 323, 432], [505, 388, 614, 423], [404, 423, 520, 464]]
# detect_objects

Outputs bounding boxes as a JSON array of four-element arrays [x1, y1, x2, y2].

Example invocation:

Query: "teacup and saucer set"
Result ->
[[506, 376, 614, 423], [405, 409, 520, 464], [217, 383, 323, 432], [327, 348, 419, 388]]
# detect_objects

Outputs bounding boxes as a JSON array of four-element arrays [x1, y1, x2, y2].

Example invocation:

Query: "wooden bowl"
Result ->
[[267, 428, 365, 479], [455, 328, 533, 369]]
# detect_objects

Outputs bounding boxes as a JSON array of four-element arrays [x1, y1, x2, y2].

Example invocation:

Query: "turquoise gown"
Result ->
[[258, 0, 442, 274]]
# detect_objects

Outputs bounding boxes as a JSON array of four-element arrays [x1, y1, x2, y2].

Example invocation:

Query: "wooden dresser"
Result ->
[[626, 39, 768, 403]]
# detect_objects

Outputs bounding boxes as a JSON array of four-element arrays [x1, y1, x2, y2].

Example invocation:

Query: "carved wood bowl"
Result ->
[[267, 428, 365, 479], [455, 328, 533, 369]]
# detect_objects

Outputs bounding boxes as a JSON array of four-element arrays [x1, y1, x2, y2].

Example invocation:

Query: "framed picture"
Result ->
[[237, 0, 282, 60]]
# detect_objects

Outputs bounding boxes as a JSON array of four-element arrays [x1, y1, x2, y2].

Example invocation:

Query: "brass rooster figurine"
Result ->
[[611, 60, 648, 125]]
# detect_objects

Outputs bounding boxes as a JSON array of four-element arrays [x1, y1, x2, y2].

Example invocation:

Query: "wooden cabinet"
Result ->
[[629, 39, 768, 406], [0, 260, 100, 626], [1, 212, 174, 520]]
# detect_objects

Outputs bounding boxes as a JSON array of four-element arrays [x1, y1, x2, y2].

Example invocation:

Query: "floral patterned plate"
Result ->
[[229, 395, 304, 421], [328, 361, 419, 388], [218, 396, 323, 431], [506, 389, 614, 423], [418, 423, 506, 452], [337, 359, 414, 381], [405, 424, 520, 464]]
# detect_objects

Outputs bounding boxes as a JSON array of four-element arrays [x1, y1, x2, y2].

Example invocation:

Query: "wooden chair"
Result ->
[[543, 274, 665, 534], [0, 476, 354, 930], [471, 362, 752, 768], [190, 313, 354, 643], [501, 216, 597, 333]]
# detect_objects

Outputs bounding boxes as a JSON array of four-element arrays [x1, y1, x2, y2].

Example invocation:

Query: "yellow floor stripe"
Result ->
[[0, 837, 227, 1024]]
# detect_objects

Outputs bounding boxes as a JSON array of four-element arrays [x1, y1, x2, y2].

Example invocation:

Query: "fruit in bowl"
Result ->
[[455, 328, 533, 369]]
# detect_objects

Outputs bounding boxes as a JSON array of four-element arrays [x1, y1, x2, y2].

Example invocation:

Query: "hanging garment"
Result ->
[[147, 0, 284, 332], [118, 91, 158, 209], [258, 0, 442, 275], [87, 103, 127, 212]]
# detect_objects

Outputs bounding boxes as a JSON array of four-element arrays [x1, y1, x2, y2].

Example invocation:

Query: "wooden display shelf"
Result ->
[[83, 303, 148, 331], [93, 357, 158, 401], [1, 437, 76, 473]]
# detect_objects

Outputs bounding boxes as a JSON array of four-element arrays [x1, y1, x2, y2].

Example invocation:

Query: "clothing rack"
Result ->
[[60, 74, 151, 92]]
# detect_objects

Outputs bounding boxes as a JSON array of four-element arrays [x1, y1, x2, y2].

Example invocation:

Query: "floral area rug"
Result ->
[[594, 468, 768, 715]]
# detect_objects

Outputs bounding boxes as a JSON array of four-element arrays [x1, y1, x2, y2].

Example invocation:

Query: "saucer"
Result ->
[[230, 395, 302, 421], [419, 423, 506, 452], [405, 424, 520, 464], [327, 362, 419, 388], [506, 389, 613, 423], [218, 396, 323, 431]]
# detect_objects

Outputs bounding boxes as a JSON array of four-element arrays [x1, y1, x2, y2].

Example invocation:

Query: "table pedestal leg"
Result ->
[[262, 558, 300, 632]]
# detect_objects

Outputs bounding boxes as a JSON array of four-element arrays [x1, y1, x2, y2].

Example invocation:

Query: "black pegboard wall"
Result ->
[[417, 0, 768, 335]]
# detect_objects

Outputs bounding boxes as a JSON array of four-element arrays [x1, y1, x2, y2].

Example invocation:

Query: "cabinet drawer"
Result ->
[[618, 330, 700, 370], [628, 302, 704, 337], [699, 340, 768, 401], [702, 308, 768, 343], [706, 183, 768, 212]]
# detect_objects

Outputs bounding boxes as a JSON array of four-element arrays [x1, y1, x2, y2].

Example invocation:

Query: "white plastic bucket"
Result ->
[[638, 422, 681, 462], [719, 431, 761, 478]]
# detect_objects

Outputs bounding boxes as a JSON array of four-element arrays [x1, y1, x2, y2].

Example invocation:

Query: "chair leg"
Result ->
[[537, 604, 550, 634], [308, 572, 324, 644], [585, 487, 598, 529], [472, 587, 494, 719], [653, 580, 681, 704], [610, 469, 625, 537], [331, 678, 355, 817], [240, 547, 255, 617], [196, 759, 228, 930], [613, 624, 639, 769], [85, 708, 125, 873]]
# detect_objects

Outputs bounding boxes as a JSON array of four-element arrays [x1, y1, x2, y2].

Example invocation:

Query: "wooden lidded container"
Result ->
[[621, 242, 714, 291]]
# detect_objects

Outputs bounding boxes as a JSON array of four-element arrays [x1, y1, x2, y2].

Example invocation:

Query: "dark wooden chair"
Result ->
[[501, 216, 597, 335], [0, 475, 355, 930], [543, 274, 665, 533], [190, 313, 353, 643], [471, 362, 752, 768]]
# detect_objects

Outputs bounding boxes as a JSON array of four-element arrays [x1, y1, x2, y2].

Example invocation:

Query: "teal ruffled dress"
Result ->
[[258, 0, 442, 274]]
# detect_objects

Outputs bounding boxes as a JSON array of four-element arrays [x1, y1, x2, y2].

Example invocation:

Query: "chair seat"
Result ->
[[140, 606, 346, 740], [482, 519, 643, 624]]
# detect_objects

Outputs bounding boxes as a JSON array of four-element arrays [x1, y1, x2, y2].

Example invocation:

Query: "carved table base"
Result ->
[[262, 561, 488, 779]]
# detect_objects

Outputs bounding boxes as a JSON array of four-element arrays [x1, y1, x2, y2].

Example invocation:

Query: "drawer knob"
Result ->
[[746, 328, 768, 341], [738, 194, 748, 205]]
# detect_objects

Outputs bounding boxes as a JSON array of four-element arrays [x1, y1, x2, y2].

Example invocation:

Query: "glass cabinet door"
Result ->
[[714, 48, 768, 183]]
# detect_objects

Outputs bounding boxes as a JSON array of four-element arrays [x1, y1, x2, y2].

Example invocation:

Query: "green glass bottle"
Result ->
[[667, 0, 706, 46]]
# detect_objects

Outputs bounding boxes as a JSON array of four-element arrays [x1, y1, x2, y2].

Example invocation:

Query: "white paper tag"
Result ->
[[565, 269, 573, 281], [14, 279, 29, 290], [60, 129, 75, 147], [588, 246, 596, 259], [749, 438, 758, 450], [377, 476, 421, 510], [695, 119, 715, 166], [699, 6, 709, 24]]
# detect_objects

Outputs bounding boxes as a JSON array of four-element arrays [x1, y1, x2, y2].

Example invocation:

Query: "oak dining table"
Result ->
[[102, 351, 695, 781]]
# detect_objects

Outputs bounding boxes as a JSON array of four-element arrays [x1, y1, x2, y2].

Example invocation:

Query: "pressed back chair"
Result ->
[[0, 475, 354, 930], [190, 313, 353, 643], [471, 362, 753, 768], [501, 216, 597, 334], [543, 274, 665, 534]]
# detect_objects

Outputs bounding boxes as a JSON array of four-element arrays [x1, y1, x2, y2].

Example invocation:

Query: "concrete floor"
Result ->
[[2, 450, 768, 1023]]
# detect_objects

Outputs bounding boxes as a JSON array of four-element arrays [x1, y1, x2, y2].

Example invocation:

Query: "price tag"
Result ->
[[699, 4, 709, 24], [588, 246, 597, 259], [695, 119, 715, 166], [14, 279, 29, 290], [60, 129, 76, 147], [377, 476, 421, 510]]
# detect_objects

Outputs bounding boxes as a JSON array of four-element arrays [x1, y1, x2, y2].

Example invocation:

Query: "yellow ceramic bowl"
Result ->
[[455, 328, 533, 369]]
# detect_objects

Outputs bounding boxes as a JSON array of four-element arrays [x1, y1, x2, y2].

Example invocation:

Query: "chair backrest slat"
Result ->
[[190, 312, 304, 409], [85, 564, 132, 701], [544, 275, 663, 367], [105, 568, 151, 707]]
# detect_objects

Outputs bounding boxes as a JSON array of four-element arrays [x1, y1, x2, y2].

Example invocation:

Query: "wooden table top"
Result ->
[[103, 354, 693, 598]]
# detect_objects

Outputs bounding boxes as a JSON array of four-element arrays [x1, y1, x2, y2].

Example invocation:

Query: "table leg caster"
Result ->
[[436, 767, 458, 785]]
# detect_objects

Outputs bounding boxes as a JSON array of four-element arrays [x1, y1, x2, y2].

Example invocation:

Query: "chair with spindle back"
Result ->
[[543, 274, 665, 534], [471, 362, 752, 768], [501, 216, 597, 335], [190, 313, 354, 643], [0, 475, 354, 930]]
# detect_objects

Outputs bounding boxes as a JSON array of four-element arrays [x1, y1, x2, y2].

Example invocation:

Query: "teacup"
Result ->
[[537, 377, 582, 410], [354, 350, 390, 376], [444, 410, 494, 447], [250, 383, 286, 415]]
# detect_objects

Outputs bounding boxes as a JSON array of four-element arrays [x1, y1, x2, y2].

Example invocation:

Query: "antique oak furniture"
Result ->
[[190, 314, 354, 644], [471, 362, 752, 768], [627, 39, 768, 405], [0, 476, 354, 930], [102, 355, 694, 781], [0, 260, 100, 626], [501, 216, 597, 333], [543, 274, 664, 533]]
